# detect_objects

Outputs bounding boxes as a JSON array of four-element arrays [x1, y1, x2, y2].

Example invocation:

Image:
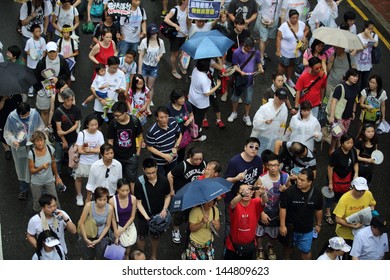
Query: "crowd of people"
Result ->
[[0, 0, 388, 260]]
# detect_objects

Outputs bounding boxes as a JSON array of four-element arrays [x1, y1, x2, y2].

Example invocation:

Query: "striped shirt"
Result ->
[[146, 117, 181, 165]]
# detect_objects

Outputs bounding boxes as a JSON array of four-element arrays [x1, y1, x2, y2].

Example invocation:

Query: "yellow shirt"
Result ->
[[333, 190, 376, 240], [189, 206, 219, 245]]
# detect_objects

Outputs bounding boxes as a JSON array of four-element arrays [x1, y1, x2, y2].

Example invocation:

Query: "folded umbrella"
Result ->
[[170, 177, 233, 212], [0, 61, 37, 96], [180, 30, 234, 59], [312, 27, 364, 50]]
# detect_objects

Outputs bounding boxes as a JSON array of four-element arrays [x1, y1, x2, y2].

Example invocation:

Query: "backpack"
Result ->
[[36, 245, 63, 260], [159, 7, 178, 39], [30, 145, 53, 164], [57, 37, 75, 54]]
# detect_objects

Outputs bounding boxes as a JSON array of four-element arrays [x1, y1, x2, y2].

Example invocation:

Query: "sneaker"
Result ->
[[221, 92, 228, 102], [286, 79, 296, 88], [70, 74, 76, 82], [18, 192, 27, 201], [76, 194, 84, 206], [161, 10, 168, 18], [216, 119, 226, 128], [227, 112, 238, 122], [172, 230, 181, 244], [261, 58, 265, 66], [28, 86, 34, 98], [256, 249, 265, 260], [243, 115, 252, 126], [202, 119, 209, 128], [238, 98, 243, 104], [81, 103, 88, 108], [267, 247, 277, 260], [193, 135, 207, 142]]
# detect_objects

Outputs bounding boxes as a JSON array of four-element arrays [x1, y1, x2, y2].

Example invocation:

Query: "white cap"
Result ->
[[46, 41, 58, 52], [351, 177, 368, 191], [44, 237, 60, 247], [328, 237, 351, 252]]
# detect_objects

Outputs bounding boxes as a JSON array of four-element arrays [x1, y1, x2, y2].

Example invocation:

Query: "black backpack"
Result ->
[[159, 7, 178, 39]]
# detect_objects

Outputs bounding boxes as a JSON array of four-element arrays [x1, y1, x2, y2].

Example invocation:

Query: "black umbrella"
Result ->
[[0, 61, 37, 96]]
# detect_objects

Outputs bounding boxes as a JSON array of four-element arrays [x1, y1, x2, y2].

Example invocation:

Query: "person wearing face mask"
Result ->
[[4, 102, 45, 201]]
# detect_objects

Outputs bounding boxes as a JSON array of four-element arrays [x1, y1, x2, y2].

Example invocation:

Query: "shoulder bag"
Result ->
[[301, 73, 325, 98], [326, 84, 346, 120], [77, 203, 98, 239], [287, 21, 308, 54], [232, 51, 255, 95], [112, 195, 137, 247]]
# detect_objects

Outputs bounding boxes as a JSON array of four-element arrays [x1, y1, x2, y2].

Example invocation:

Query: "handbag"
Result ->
[[90, 2, 104, 18], [332, 172, 352, 194], [326, 84, 346, 120], [104, 244, 126, 260], [189, 122, 199, 139], [371, 34, 381, 64], [112, 195, 137, 247], [77, 204, 98, 239], [287, 21, 308, 53], [81, 21, 94, 34], [179, 103, 193, 149]]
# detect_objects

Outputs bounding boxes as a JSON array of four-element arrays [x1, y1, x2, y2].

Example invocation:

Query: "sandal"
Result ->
[[325, 215, 334, 225], [172, 71, 182, 80], [256, 249, 265, 260], [267, 247, 277, 260]]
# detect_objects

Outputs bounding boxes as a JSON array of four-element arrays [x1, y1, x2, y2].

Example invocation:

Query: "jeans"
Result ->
[[117, 41, 139, 56], [19, 180, 30, 193]]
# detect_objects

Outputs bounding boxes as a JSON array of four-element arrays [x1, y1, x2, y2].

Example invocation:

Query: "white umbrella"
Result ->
[[312, 27, 364, 50]]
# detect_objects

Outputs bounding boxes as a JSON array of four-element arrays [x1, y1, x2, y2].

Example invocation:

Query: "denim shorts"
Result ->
[[279, 55, 301, 67], [142, 63, 159, 78], [293, 231, 313, 254], [231, 86, 254, 104]]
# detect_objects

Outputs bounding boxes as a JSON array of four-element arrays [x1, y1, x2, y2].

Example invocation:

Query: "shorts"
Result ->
[[36, 91, 51, 110], [118, 155, 140, 183], [73, 162, 92, 178], [332, 118, 351, 139], [293, 231, 313, 254], [256, 224, 279, 239], [136, 214, 161, 239], [279, 56, 301, 67], [231, 86, 253, 104], [142, 63, 159, 78], [258, 21, 278, 42], [169, 36, 186, 52]]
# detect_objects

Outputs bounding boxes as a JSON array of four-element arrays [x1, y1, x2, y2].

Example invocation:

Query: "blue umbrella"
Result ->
[[180, 30, 234, 59], [170, 177, 233, 212]]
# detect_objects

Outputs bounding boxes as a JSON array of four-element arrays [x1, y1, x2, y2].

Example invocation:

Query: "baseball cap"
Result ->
[[328, 237, 351, 252], [44, 237, 60, 247], [371, 216, 389, 234], [46, 41, 58, 52], [147, 23, 159, 35], [275, 88, 288, 100], [351, 177, 368, 191]]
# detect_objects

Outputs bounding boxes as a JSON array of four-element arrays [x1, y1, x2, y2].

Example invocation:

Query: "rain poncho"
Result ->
[[4, 108, 44, 181]]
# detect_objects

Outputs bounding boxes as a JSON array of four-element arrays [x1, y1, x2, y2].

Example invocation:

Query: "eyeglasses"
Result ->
[[105, 168, 110, 178], [268, 163, 279, 167], [113, 112, 124, 118], [248, 145, 259, 150]]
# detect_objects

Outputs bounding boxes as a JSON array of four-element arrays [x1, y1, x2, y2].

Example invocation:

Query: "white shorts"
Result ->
[[73, 163, 91, 178]]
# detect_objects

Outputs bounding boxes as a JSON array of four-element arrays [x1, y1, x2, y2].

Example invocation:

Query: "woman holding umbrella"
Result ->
[[184, 199, 220, 260]]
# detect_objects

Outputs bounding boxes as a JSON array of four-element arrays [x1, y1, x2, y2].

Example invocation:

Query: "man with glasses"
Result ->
[[85, 143, 122, 202], [224, 137, 263, 236], [134, 158, 171, 260], [92, 56, 126, 126], [294, 56, 327, 118], [108, 101, 143, 194], [251, 87, 288, 155]]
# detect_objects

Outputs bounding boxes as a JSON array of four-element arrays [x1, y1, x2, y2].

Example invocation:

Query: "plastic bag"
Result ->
[[376, 120, 390, 134]]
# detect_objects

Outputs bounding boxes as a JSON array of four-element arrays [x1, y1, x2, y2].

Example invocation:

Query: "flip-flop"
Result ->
[[172, 71, 182, 79], [325, 215, 334, 225]]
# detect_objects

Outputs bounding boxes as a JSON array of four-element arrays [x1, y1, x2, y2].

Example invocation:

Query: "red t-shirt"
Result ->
[[225, 197, 263, 251], [295, 71, 327, 107]]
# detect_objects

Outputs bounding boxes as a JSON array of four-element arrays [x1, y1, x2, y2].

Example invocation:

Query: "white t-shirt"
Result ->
[[91, 74, 109, 96], [54, 5, 79, 36], [138, 38, 166, 67], [76, 129, 105, 165], [57, 38, 78, 63], [20, 2, 51, 38], [119, 7, 147, 43], [93, 69, 126, 112], [317, 252, 342, 260], [278, 20, 306, 58], [355, 33, 378, 71], [188, 22, 213, 39], [27, 210, 71, 254], [188, 67, 211, 109], [25, 37, 46, 69], [281, 0, 309, 21], [257, 0, 282, 21], [119, 57, 137, 80], [32, 245, 65, 260], [132, 87, 150, 107], [173, 6, 188, 38]]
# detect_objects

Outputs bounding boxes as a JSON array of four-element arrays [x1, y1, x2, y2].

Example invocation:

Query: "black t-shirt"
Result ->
[[354, 139, 375, 159], [280, 185, 323, 233], [53, 104, 82, 144], [332, 82, 359, 119], [166, 101, 193, 133], [134, 174, 170, 217], [226, 28, 251, 63], [171, 160, 206, 191], [107, 116, 143, 160], [329, 147, 357, 178]]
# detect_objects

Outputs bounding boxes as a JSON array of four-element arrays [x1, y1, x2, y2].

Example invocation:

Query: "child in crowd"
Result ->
[[126, 74, 150, 125], [119, 49, 137, 95], [7, 45, 24, 65], [216, 9, 229, 36], [57, 24, 79, 82], [24, 24, 46, 97]]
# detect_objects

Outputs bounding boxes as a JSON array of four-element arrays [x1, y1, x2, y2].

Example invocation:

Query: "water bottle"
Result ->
[[312, 227, 318, 239]]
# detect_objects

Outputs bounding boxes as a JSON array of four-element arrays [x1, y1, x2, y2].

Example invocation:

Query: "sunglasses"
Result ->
[[248, 145, 259, 150], [105, 168, 110, 178], [314, 66, 322, 71]]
